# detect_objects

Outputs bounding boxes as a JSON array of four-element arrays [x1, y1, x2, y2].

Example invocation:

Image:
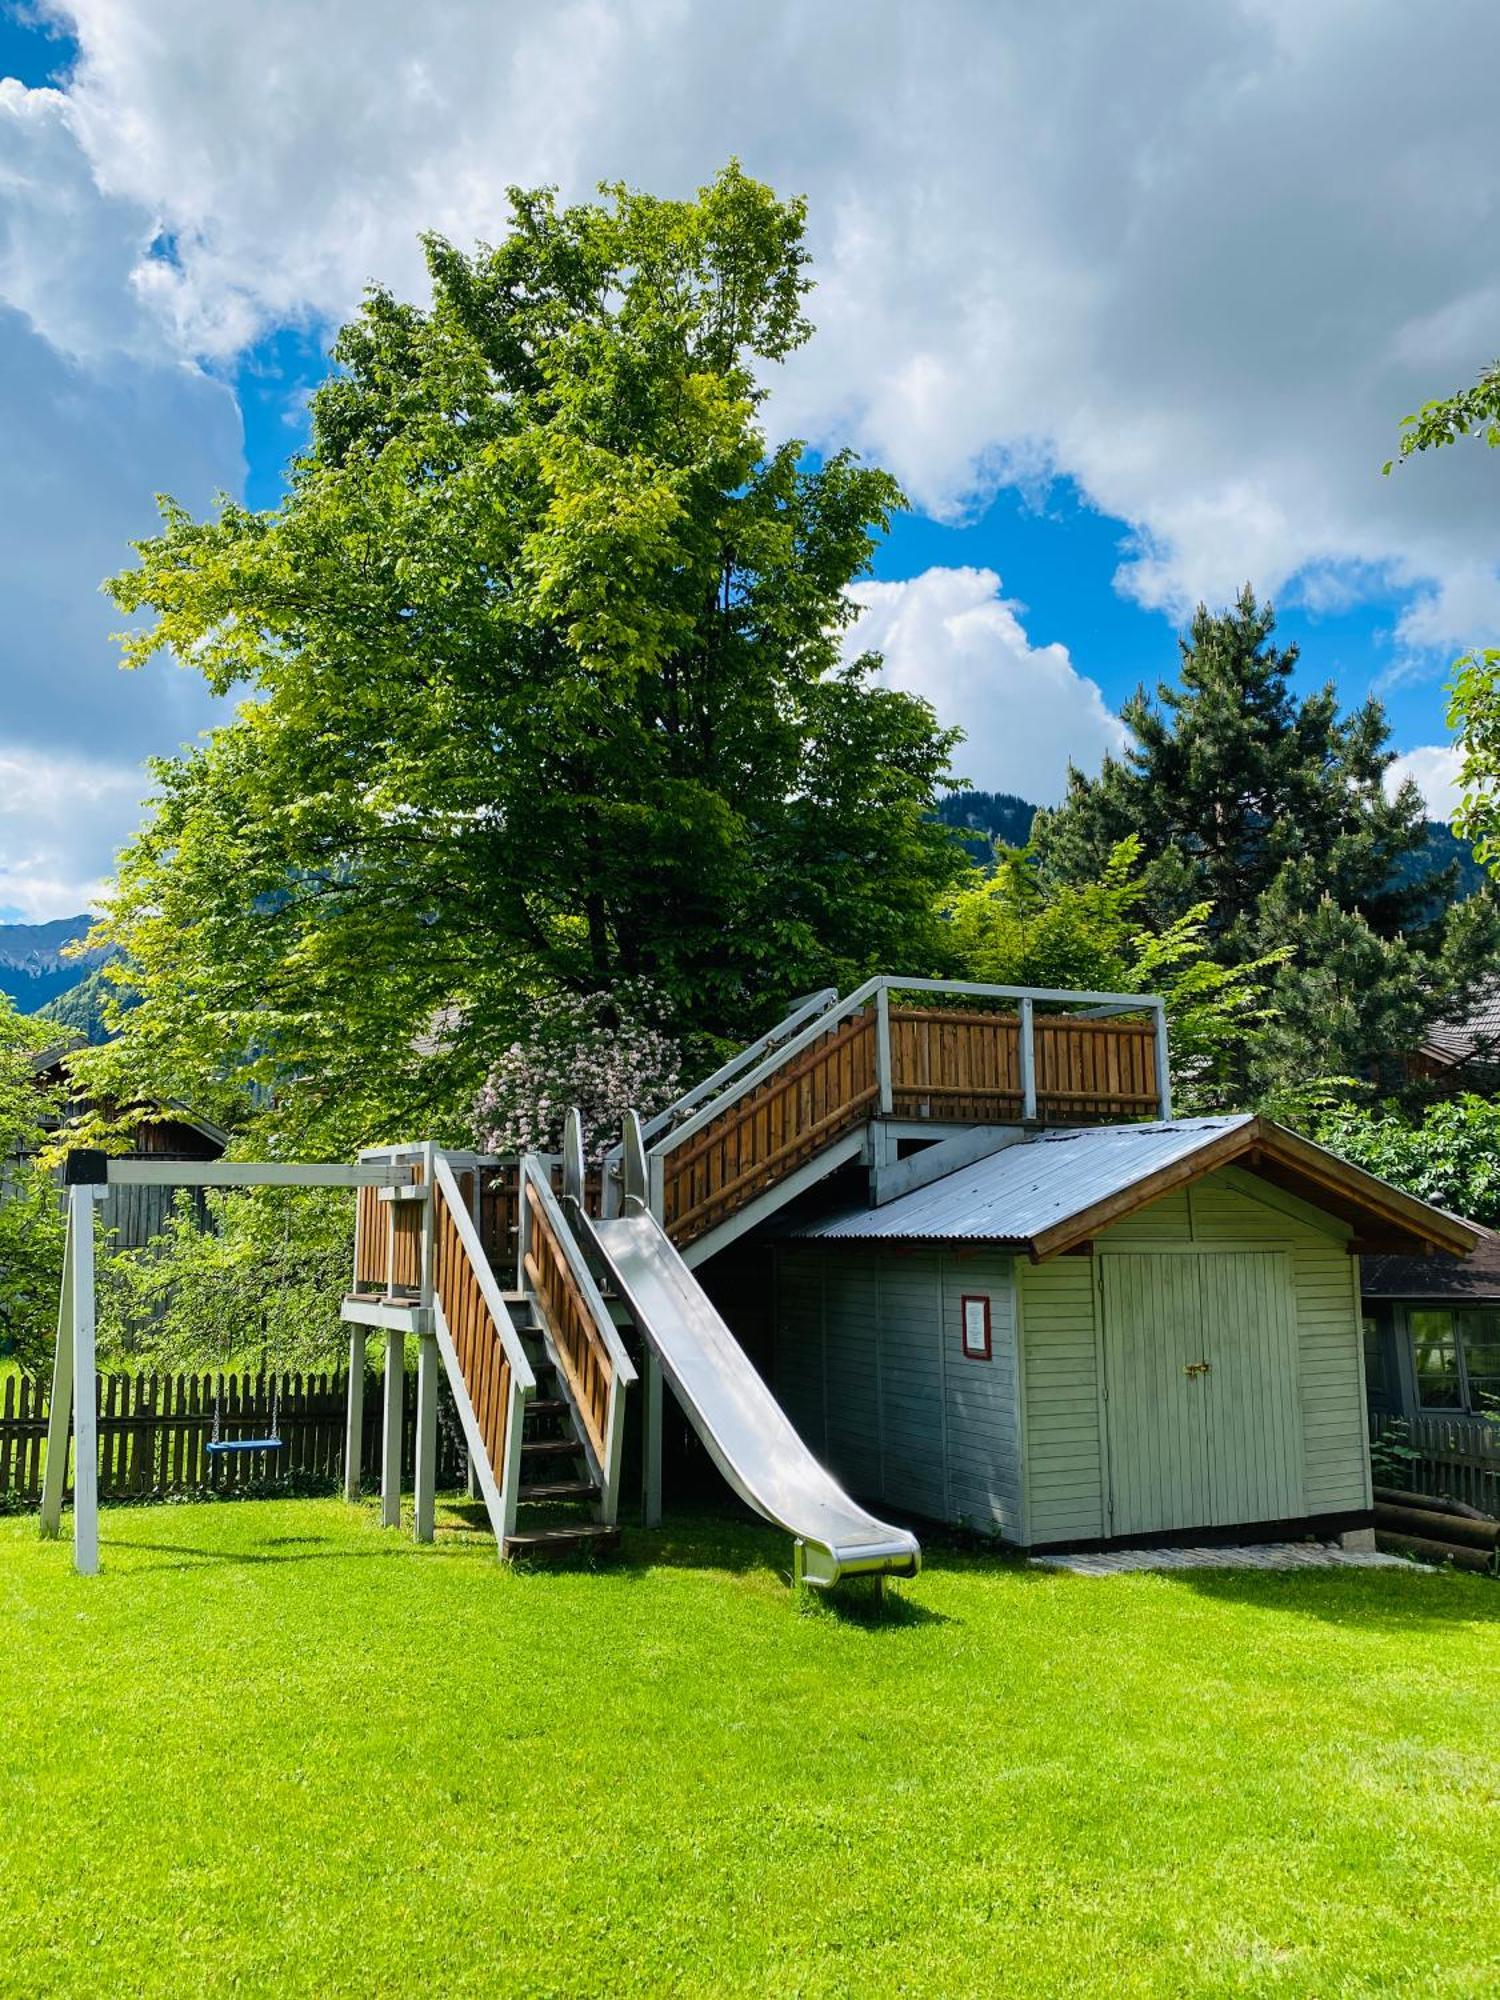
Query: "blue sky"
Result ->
[[0, 1, 1496, 919]]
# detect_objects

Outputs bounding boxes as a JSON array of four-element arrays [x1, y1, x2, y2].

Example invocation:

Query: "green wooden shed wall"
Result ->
[[772, 1166, 1371, 1549]]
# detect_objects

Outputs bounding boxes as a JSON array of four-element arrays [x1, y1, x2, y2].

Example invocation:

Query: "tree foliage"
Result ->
[[1392, 360, 1500, 873], [1312, 1096, 1500, 1230], [76, 165, 962, 1156], [1031, 588, 1500, 1104], [938, 836, 1279, 1108], [96, 1189, 354, 1374], [0, 1000, 66, 1371], [473, 984, 681, 1166]]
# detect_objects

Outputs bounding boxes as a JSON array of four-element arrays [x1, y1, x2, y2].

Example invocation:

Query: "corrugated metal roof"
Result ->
[[790, 1115, 1254, 1244]]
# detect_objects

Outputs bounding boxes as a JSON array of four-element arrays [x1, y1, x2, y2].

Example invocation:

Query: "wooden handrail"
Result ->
[[519, 1159, 634, 1524], [430, 1155, 535, 1543]]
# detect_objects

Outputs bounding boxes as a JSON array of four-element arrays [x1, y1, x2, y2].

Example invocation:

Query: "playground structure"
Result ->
[[42, 977, 1175, 1583]]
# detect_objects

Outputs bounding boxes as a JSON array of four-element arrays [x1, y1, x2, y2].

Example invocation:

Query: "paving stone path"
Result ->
[[1031, 1541, 1415, 1576]]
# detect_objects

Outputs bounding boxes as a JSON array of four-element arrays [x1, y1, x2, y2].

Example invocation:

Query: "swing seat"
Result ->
[[206, 1437, 283, 1454]]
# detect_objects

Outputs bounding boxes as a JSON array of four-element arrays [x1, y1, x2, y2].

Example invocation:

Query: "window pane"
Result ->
[[1362, 1314, 1389, 1398], [1410, 1309, 1461, 1407]]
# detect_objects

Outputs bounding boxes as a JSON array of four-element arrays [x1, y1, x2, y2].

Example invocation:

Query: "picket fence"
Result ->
[[0, 1368, 464, 1504], [1371, 1410, 1500, 1517]]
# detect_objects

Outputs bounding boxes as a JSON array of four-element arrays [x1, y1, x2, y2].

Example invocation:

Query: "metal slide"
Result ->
[[585, 1209, 921, 1587]]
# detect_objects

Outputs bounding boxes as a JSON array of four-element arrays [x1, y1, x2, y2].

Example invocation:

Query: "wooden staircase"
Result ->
[[345, 1143, 635, 1565], [502, 1304, 620, 1560]]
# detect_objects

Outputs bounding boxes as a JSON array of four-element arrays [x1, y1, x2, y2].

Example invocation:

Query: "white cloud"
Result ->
[[0, 747, 148, 918], [844, 567, 1128, 803], [8, 1, 1500, 911], [21, 0, 1498, 656], [1386, 744, 1465, 824]]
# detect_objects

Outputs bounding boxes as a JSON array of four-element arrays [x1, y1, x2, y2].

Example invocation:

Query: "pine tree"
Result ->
[[1035, 587, 1445, 948], [1033, 587, 1500, 1108]]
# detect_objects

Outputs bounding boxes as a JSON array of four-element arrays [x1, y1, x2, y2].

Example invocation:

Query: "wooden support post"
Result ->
[[38, 1200, 76, 1540], [642, 1347, 663, 1529], [70, 1187, 99, 1577], [875, 984, 894, 1116], [381, 1329, 404, 1529], [1018, 995, 1037, 1123], [466, 1449, 482, 1500], [344, 1326, 367, 1503], [415, 1332, 439, 1544]]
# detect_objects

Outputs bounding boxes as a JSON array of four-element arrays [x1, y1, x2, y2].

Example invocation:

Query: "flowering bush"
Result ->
[[473, 985, 682, 1166]]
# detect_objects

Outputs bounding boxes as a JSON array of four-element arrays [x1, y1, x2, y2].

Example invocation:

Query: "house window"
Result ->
[[1407, 1305, 1500, 1415]]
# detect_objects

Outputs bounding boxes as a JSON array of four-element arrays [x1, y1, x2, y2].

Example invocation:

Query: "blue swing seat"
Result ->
[[206, 1437, 283, 1454]]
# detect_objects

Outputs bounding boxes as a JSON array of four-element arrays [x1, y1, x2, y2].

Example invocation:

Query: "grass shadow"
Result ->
[[1155, 1559, 1500, 1632]]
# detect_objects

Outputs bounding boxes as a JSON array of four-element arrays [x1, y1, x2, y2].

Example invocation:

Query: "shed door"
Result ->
[[1101, 1252, 1304, 1537], [1101, 1255, 1211, 1535]]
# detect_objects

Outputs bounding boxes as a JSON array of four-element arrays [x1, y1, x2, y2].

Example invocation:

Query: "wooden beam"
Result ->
[[105, 1160, 400, 1188]]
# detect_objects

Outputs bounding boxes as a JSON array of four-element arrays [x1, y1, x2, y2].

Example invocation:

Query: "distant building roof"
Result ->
[[1362, 1228, 1500, 1302], [789, 1114, 1477, 1262], [1421, 984, 1500, 1069]]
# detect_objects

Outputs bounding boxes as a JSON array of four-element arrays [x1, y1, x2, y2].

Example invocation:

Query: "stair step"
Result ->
[[526, 1398, 568, 1420], [517, 1478, 599, 1502], [520, 1438, 581, 1461], [504, 1523, 621, 1559]]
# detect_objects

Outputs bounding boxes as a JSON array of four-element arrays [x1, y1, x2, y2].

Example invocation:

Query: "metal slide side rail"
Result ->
[[517, 1152, 636, 1526], [584, 1203, 921, 1588], [649, 976, 1172, 1183]]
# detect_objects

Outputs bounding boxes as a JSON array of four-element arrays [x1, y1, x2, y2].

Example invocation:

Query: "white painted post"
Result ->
[[70, 1187, 99, 1577], [381, 1330, 404, 1529], [875, 983, 894, 1116], [499, 1375, 527, 1546], [642, 1348, 663, 1529], [344, 1327, 366, 1503], [414, 1332, 439, 1544], [647, 1151, 665, 1227], [1152, 1000, 1173, 1120], [516, 1161, 533, 1292], [1019, 995, 1037, 1123], [38, 1201, 75, 1541]]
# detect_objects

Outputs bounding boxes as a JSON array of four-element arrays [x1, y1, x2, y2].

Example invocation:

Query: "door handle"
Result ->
[[1184, 1360, 1211, 1378]]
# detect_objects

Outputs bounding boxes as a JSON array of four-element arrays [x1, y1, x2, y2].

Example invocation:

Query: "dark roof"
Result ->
[[1422, 984, 1500, 1067], [1362, 1228, 1500, 1301], [790, 1115, 1479, 1262]]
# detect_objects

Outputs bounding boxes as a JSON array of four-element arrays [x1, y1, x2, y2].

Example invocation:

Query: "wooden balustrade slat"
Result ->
[[522, 1181, 611, 1463]]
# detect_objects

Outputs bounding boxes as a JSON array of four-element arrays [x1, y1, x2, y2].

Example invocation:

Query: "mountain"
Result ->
[[935, 790, 1038, 862], [0, 915, 108, 1013], [34, 961, 128, 1044]]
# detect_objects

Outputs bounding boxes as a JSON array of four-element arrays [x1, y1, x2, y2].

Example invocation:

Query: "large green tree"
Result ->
[[0, 1001, 66, 1371], [77, 167, 962, 1155], [1032, 588, 1499, 1102], [1392, 360, 1500, 870]]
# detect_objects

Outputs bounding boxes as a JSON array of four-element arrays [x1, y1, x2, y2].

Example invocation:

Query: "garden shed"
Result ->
[[771, 1115, 1477, 1549]]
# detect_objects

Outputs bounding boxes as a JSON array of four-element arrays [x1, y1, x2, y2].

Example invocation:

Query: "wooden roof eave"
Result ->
[[1026, 1116, 1479, 1264]]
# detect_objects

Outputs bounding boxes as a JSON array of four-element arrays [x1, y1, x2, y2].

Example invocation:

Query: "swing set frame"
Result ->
[[39, 1149, 408, 1574]]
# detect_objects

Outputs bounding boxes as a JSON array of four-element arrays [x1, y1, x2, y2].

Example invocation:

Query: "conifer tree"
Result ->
[[1033, 588, 1500, 1107]]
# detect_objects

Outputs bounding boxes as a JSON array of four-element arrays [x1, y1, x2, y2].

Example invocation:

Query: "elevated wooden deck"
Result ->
[[350, 982, 1170, 1270]]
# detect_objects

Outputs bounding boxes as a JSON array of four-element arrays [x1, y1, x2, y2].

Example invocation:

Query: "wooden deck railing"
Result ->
[[657, 987, 1165, 1248], [352, 1157, 426, 1295], [890, 1007, 1159, 1123], [661, 1008, 879, 1245], [432, 1162, 527, 1517], [519, 1157, 633, 1522]]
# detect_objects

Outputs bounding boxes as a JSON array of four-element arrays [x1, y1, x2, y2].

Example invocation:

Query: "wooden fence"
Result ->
[[1371, 1410, 1500, 1517], [0, 1368, 464, 1505]]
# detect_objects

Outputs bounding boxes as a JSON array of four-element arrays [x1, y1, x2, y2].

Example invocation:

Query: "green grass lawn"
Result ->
[[3, 1500, 1498, 1998]]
